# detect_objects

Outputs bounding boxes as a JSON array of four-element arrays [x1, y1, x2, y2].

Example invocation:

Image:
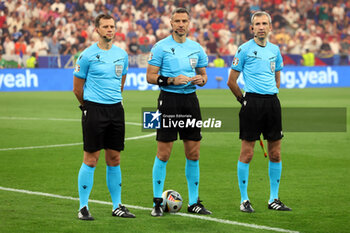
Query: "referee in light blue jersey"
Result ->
[[147, 7, 212, 217], [73, 14, 135, 220], [227, 11, 292, 213]]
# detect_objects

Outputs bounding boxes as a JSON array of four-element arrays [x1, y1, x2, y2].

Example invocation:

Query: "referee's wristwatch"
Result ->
[[168, 77, 175, 85]]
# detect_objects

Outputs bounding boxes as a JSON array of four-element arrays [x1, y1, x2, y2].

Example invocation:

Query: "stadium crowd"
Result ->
[[0, 0, 349, 67]]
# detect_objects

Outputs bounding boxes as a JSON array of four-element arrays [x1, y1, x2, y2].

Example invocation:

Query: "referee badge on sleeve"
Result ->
[[115, 65, 123, 76], [270, 61, 276, 73], [189, 58, 198, 69]]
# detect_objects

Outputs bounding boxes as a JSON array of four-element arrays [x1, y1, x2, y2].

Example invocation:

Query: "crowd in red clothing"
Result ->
[[0, 0, 349, 60]]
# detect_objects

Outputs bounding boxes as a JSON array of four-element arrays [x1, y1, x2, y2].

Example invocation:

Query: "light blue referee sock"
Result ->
[[106, 165, 122, 210], [152, 156, 168, 198], [185, 159, 200, 206], [78, 163, 96, 209], [269, 161, 282, 203], [237, 161, 250, 203]]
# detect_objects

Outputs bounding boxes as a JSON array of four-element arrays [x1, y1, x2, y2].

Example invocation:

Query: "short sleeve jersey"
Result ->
[[73, 43, 128, 104], [148, 35, 208, 94], [231, 39, 283, 95]]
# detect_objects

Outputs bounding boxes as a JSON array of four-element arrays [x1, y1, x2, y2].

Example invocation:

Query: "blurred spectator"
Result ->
[[48, 36, 61, 55], [156, 23, 169, 40], [339, 35, 350, 65], [62, 41, 75, 55], [36, 35, 49, 56], [227, 37, 238, 55], [329, 36, 341, 55], [139, 38, 152, 54], [146, 28, 156, 45], [3, 36, 15, 55], [51, 0, 66, 13], [217, 40, 230, 55], [318, 42, 333, 58], [26, 52, 37, 68], [128, 36, 140, 55], [114, 35, 127, 51], [206, 36, 218, 55], [213, 53, 225, 67], [301, 49, 315, 66], [26, 39, 36, 56], [12, 26, 22, 42], [14, 36, 26, 55]]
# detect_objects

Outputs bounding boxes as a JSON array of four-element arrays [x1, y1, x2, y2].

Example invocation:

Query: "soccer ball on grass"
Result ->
[[161, 190, 183, 213]]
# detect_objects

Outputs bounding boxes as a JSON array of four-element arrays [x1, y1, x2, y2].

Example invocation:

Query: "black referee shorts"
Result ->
[[156, 90, 202, 142], [81, 101, 125, 152], [239, 92, 283, 141]]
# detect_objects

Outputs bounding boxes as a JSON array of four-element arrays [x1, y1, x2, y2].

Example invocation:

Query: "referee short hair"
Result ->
[[95, 14, 115, 28], [171, 7, 190, 19], [250, 11, 272, 25]]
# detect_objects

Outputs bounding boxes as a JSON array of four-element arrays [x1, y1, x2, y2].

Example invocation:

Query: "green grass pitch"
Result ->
[[0, 88, 349, 233]]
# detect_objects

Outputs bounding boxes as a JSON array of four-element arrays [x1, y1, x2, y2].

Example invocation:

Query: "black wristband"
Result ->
[[79, 105, 84, 111], [157, 75, 169, 86], [237, 96, 244, 105]]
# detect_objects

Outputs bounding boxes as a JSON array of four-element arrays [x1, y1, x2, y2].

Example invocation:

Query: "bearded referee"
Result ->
[[73, 14, 135, 220], [227, 11, 291, 212], [147, 7, 211, 217]]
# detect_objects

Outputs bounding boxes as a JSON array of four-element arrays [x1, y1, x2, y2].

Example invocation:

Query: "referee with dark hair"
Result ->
[[227, 11, 292, 213], [147, 7, 212, 217], [73, 14, 135, 220]]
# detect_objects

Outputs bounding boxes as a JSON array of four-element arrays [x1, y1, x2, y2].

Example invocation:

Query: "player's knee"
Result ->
[[84, 158, 98, 167], [156, 152, 170, 162], [269, 150, 281, 162], [239, 151, 254, 163], [185, 150, 200, 160]]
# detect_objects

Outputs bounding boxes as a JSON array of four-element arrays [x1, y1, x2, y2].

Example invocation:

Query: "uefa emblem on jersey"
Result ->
[[143, 110, 161, 129], [74, 64, 80, 73], [189, 58, 197, 69], [270, 61, 276, 73], [115, 65, 123, 76], [233, 57, 239, 66]]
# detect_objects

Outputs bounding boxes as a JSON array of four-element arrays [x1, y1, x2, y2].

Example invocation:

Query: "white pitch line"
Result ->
[[0, 186, 299, 233], [0, 116, 142, 126], [0, 133, 156, 151]]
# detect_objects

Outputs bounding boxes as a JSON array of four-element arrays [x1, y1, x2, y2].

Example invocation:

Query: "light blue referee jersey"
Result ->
[[231, 39, 283, 95], [73, 43, 128, 104], [148, 35, 208, 94]]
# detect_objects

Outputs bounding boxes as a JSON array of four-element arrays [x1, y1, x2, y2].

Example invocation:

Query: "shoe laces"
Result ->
[[243, 200, 251, 208], [195, 199, 204, 208], [118, 204, 128, 212], [274, 199, 284, 206]]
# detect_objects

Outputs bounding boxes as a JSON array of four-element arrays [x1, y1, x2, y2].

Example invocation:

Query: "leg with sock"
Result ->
[[185, 159, 199, 206], [268, 161, 282, 203], [237, 160, 250, 203], [151, 156, 168, 217], [78, 163, 96, 210], [106, 165, 122, 210], [152, 156, 168, 198]]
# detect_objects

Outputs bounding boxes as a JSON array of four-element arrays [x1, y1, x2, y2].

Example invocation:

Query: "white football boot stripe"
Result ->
[[114, 209, 125, 216]]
